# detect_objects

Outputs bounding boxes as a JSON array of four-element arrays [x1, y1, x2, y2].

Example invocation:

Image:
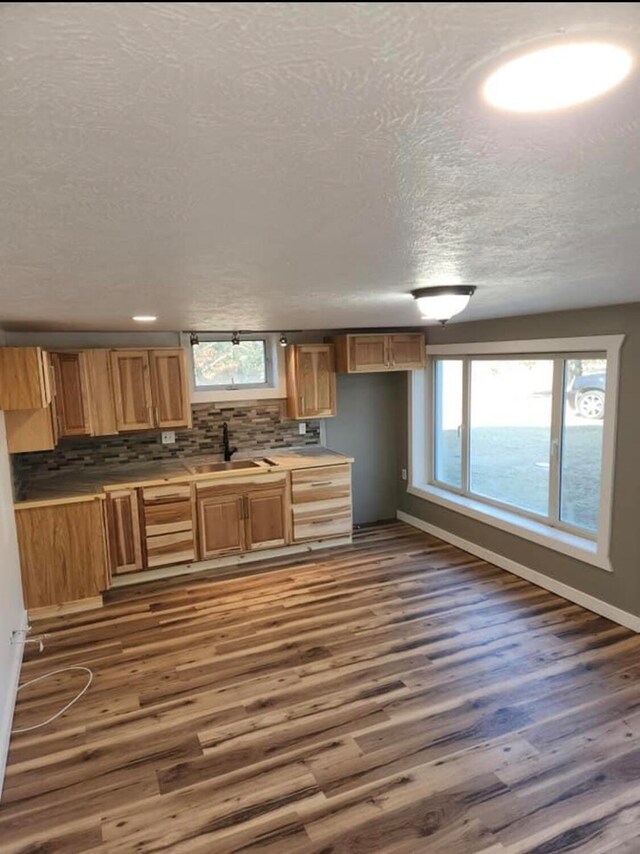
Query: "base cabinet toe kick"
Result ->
[[14, 461, 353, 611]]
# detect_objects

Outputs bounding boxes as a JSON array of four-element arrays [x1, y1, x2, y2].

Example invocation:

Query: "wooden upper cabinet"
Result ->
[[5, 405, 58, 454], [198, 493, 246, 558], [149, 349, 191, 429], [106, 489, 143, 575], [348, 335, 389, 372], [110, 350, 155, 432], [83, 349, 118, 436], [51, 352, 92, 437], [333, 333, 425, 373], [0, 347, 51, 410], [387, 334, 426, 370], [286, 344, 337, 420]]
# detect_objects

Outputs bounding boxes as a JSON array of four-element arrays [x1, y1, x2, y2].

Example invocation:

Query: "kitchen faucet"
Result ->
[[222, 422, 237, 462]]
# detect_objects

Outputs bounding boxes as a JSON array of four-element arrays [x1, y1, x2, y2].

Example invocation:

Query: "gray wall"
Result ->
[[398, 302, 640, 617], [326, 372, 404, 526]]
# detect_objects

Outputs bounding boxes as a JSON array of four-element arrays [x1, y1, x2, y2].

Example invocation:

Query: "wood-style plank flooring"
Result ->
[[3, 522, 640, 853]]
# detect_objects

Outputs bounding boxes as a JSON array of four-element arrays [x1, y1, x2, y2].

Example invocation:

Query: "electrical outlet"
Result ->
[[298, 422, 307, 435], [161, 431, 176, 445], [401, 468, 407, 481]]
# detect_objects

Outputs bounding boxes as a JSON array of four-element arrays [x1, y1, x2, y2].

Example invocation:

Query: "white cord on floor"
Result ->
[[11, 666, 93, 734]]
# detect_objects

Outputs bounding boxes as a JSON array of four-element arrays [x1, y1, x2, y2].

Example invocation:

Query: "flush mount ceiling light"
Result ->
[[412, 286, 476, 325], [132, 315, 157, 322], [483, 42, 633, 112]]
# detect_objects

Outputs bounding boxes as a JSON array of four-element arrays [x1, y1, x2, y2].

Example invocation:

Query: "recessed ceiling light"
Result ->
[[132, 315, 157, 322], [483, 42, 633, 112]]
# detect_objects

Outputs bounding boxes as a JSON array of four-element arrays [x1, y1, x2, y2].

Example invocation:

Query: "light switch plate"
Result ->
[[161, 431, 176, 445], [401, 468, 407, 481], [298, 422, 307, 435]]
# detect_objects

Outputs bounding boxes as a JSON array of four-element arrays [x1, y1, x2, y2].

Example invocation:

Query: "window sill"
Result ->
[[407, 483, 612, 572]]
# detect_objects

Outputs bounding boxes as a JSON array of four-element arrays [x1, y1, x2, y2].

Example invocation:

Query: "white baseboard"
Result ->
[[0, 607, 28, 799], [397, 510, 640, 633]]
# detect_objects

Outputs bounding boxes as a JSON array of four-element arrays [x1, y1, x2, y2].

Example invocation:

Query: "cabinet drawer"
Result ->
[[142, 484, 192, 504], [292, 499, 352, 542], [146, 530, 195, 568], [291, 464, 351, 504], [144, 500, 193, 536]]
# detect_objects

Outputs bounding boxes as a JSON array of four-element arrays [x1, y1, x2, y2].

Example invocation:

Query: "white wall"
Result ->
[[0, 409, 28, 795]]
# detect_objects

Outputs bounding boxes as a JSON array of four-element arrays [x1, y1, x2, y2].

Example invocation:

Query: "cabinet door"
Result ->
[[15, 498, 109, 610], [0, 347, 51, 409], [84, 349, 118, 436], [106, 489, 143, 574], [150, 349, 192, 429], [51, 352, 92, 437], [245, 487, 287, 550], [348, 335, 389, 372], [110, 350, 155, 432], [5, 405, 58, 453], [295, 345, 336, 418], [387, 334, 425, 370], [198, 494, 245, 558]]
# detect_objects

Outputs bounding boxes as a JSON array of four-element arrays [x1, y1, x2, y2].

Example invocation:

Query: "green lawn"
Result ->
[[438, 425, 603, 532]]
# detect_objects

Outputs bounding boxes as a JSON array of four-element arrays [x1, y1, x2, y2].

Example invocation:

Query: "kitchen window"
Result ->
[[185, 333, 286, 403], [408, 336, 624, 571]]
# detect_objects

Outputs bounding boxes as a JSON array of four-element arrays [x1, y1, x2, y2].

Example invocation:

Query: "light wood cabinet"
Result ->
[[106, 489, 144, 574], [111, 348, 191, 432], [51, 351, 92, 437], [110, 350, 155, 432], [333, 333, 425, 373], [246, 488, 287, 550], [15, 497, 109, 610], [141, 482, 195, 568], [286, 344, 337, 419], [196, 472, 288, 559], [83, 349, 119, 436], [5, 405, 58, 454], [198, 494, 246, 558], [149, 349, 192, 429], [290, 463, 353, 542], [0, 347, 52, 410]]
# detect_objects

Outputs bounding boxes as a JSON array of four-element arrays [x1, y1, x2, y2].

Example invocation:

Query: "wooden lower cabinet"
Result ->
[[246, 489, 287, 550], [199, 494, 246, 558], [15, 497, 109, 610], [106, 489, 144, 574], [142, 484, 195, 568], [290, 463, 353, 542]]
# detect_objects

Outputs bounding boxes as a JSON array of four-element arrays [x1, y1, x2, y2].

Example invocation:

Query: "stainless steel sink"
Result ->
[[189, 459, 263, 474]]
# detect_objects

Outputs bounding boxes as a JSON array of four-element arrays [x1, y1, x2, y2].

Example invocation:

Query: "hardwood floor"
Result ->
[[3, 521, 640, 853]]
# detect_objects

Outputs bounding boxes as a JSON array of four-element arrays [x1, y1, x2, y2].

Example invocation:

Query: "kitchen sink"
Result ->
[[189, 459, 263, 474]]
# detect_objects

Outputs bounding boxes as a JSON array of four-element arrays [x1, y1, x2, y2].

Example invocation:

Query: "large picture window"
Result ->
[[408, 336, 623, 571]]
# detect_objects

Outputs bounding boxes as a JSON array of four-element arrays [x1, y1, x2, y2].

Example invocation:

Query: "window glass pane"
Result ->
[[434, 359, 463, 487], [561, 358, 606, 532], [193, 340, 267, 387], [470, 359, 553, 516]]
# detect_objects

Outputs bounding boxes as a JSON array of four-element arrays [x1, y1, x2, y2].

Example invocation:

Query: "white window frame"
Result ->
[[181, 333, 287, 404], [408, 335, 624, 572]]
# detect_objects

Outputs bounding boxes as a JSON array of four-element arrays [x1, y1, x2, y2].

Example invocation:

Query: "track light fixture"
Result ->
[[189, 332, 200, 346], [279, 333, 288, 347], [231, 331, 240, 346]]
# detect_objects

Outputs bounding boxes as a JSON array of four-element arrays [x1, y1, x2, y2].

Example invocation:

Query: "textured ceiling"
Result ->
[[1, 2, 639, 331]]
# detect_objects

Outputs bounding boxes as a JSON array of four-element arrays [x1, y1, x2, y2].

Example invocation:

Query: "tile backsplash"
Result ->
[[12, 401, 321, 480]]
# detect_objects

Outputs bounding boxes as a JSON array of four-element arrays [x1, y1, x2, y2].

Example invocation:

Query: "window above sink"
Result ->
[[182, 333, 287, 404]]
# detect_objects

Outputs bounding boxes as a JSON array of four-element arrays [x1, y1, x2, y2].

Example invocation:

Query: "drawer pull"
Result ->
[[311, 480, 333, 487], [311, 519, 327, 525]]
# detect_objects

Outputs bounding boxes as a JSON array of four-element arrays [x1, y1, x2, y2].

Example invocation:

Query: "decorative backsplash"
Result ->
[[11, 401, 321, 480]]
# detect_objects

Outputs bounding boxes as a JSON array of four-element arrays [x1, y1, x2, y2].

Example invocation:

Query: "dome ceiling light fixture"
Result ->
[[482, 42, 633, 113], [411, 286, 476, 325]]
